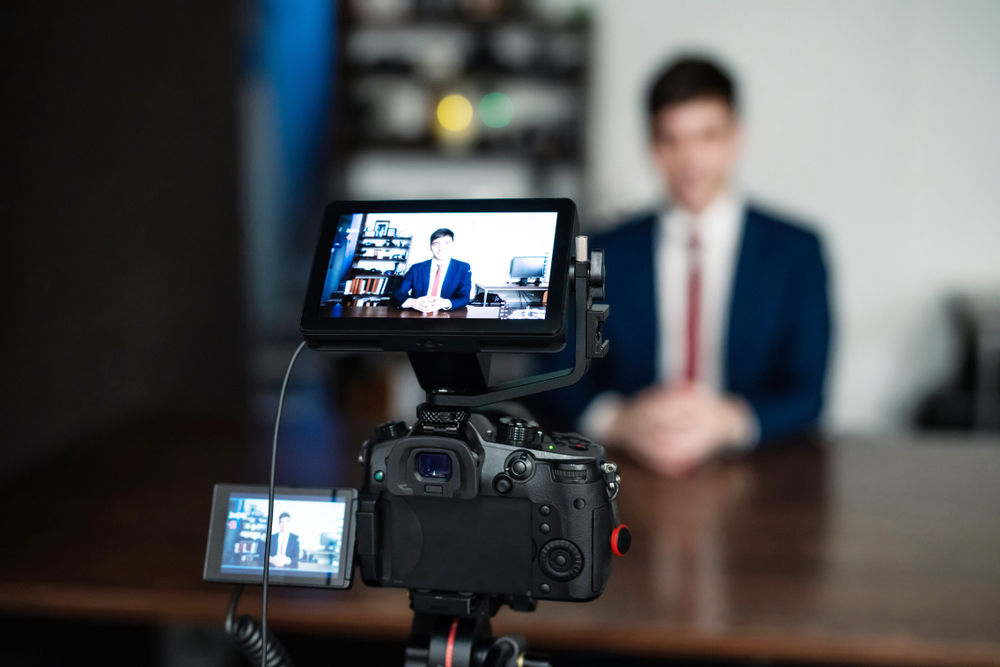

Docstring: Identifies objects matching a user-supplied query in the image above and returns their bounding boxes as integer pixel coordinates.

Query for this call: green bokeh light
[478,92,514,128]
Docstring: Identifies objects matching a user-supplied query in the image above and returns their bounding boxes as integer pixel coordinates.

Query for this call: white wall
[586,0,1000,433]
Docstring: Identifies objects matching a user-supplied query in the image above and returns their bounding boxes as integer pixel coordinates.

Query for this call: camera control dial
[374,421,407,442]
[497,416,541,447]
[505,450,535,481]
[539,539,584,582]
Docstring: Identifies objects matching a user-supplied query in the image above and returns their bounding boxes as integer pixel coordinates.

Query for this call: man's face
[650,97,741,214]
[430,235,453,262]
[278,516,290,533]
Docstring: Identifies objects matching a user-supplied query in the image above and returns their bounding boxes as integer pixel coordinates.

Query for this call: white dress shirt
[277,532,288,557]
[579,191,748,441]
[656,190,744,390]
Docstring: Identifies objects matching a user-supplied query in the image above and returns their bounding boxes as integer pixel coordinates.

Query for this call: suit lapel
[725,207,766,391]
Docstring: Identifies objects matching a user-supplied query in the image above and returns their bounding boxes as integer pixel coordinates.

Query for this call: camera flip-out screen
[300,199,578,352]
[204,485,357,589]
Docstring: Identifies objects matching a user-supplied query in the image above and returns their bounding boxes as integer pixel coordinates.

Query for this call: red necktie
[430,263,442,298]
[685,233,701,383]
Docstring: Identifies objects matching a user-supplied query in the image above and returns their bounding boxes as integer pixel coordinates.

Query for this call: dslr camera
[204,199,629,667]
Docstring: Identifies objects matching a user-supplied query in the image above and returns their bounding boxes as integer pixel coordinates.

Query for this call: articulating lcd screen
[317,211,558,321]
[220,493,347,583]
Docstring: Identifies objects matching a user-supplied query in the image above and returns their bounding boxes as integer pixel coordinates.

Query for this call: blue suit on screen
[393,259,473,309]
[269,532,300,569]
[540,205,832,446]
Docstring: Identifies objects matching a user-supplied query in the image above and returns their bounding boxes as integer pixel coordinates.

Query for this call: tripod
[405,591,552,667]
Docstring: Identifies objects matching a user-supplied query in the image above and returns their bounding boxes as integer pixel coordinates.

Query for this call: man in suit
[269,511,300,569]
[393,227,473,313]
[543,56,831,476]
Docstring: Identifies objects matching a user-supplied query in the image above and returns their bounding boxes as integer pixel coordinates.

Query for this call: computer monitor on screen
[510,256,546,285]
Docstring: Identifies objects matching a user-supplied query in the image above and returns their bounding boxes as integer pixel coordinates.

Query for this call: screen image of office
[220,495,346,579]
[318,211,558,319]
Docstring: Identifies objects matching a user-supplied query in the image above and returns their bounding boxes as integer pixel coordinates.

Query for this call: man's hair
[647,55,738,127]
[430,228,454,243]
[278,512,291,520]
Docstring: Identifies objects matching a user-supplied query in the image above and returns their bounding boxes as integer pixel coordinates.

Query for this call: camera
[204,199,627,666]
[355,405,622,602]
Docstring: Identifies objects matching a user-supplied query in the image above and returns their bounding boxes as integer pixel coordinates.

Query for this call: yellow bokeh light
[436,94,474,132]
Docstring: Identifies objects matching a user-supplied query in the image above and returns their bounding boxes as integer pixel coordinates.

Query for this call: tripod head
[406,591,551,667]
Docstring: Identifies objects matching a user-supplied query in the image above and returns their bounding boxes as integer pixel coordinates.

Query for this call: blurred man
[269,511,300,569]
[545,56,831,476]
[393,228,472,313]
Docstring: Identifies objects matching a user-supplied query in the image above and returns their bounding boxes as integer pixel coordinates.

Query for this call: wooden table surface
[1,415,998,666]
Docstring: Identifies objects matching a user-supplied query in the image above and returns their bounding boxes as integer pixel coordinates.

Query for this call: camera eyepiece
[416,451,453,480]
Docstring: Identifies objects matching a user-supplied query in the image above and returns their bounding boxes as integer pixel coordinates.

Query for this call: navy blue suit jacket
[393,259,473,309]
[541,205,831,445]
[270,532,300,568]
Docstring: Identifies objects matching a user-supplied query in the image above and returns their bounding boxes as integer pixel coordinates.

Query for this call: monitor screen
[316,211,555,320]
[204,485,357,589]
[509,256,547,279]
[300,199,578,352]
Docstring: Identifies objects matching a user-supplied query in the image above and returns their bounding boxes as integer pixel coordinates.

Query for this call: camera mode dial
[539,539,584,582]
[497,416,541,447]
[374,421,407,443]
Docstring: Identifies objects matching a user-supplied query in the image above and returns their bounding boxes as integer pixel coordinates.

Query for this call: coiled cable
[225,584,294,667]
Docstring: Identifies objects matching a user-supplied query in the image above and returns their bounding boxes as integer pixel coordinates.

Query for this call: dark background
[1,3,248,480]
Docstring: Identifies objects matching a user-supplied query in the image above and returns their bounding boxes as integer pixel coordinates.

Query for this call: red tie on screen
[685,233,701,383]
[430,263,442,298]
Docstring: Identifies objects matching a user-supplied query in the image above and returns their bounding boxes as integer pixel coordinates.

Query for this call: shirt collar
[660,190,744,243]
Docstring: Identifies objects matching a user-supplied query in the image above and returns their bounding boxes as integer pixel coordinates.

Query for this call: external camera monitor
[204,484,357,589]
[300,199,578,352]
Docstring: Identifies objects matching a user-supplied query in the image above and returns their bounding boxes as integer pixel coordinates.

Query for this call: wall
[586,0,1000,432]
[0,4,247,476]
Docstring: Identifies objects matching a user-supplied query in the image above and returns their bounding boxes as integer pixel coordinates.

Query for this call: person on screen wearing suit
[541,56,832,477]
[393,228,473,313]
[269,512,300,569]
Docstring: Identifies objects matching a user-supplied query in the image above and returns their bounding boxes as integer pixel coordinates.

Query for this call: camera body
[355,407,616,602]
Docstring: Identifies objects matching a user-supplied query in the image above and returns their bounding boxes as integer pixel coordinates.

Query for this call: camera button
[573,498,586,509]
[539,584,551,594]
[539,539,584,582]
[539,505,551,516]
[506,451,535,481]
[493,475,513,495]
[539,523,551,534]
[424,484,443,494]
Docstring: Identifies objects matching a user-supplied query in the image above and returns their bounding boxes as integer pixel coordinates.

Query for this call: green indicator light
[548,445,555,451]
[478,92,514,128]
[374,470,385,482]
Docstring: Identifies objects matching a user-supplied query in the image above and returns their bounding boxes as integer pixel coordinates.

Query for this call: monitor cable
[225,584,292,667]
[259,340,307,666]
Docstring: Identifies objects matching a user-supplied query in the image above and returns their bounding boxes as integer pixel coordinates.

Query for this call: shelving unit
[341,233,412,307]
[331,1,592,202]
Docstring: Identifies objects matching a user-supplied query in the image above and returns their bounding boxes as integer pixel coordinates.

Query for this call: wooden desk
[339,305,501,318]
[1,417,998,666]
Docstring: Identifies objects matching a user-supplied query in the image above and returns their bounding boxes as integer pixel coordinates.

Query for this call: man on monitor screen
[269,512,300,569]
[393,228,473,313]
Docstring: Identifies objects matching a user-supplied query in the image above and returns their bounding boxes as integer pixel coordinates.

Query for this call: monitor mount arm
[408,236,609,408]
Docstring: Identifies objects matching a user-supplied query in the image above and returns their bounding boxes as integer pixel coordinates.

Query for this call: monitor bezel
[300,198,577,352]
[203,484,357,589]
